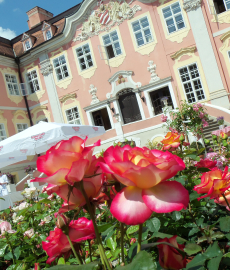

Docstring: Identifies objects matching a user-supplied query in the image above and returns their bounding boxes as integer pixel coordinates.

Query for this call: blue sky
[0,0,82,40]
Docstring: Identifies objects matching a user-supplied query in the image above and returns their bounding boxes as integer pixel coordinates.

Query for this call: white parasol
[0,121,105,168]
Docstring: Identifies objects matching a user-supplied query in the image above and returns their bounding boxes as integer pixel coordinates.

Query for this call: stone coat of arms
[73,0,141,41]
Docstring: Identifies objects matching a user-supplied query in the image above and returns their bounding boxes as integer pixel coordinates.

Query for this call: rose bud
[56,214,70,235]
[179,134,185,142]
[204,139,210,145]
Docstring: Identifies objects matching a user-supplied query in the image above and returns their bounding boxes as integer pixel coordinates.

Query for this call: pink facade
[1,0,230,182]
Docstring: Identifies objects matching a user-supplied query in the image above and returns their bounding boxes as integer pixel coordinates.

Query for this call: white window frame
[76,43,94,71]
[46,30,52,40]
[53,55,70,82]
[131,16,153,47]
[65,106,82,125]
[26,69,40,94]
[162,2,186,35]
[178,62,206,104]
[16,123,28,133]
[102,30,122,59]
[0,124,7,141]
[86,104,114,130]
[5,74,20,96]
[143,80,177,118]
[24,39,31,51]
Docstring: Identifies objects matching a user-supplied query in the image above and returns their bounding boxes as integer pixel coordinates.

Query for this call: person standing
[0,171,9,196]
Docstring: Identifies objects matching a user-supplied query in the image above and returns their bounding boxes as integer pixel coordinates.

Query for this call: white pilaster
[39,53,64,123]
[184,0,230,108]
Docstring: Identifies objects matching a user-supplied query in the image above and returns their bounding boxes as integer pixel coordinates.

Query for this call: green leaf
[97,223,112,233]
[186,154,200,161]
[189,192,200,202]
[38,198,51,204]
[188,227,200,236]
[48,262,102,270]
[176,175,187,185]
[0,197,5,201]
[153,232,187,243]
[14,246,21,260]
[184,243,202,256]
[106,237,117,252]
[146,218,161,233]
[58,258,65,265]
[39,193,48,198]
[101,224,115,236]
[207,255,223,270]
[0,242,8,256]
[105,250,112,259]
[186,254,207,269]
[4,208,10,214]
[126,225,139,235]
[197,168,211,172]
[219,217,230,232]
[204,242,222,259]
[116,251,156,270]
[172,211,182,221]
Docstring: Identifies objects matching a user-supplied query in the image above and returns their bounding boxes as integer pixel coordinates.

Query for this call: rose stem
[80,181,112,270]
[120,222,125,263]
[222,193,230,210]
[137,223,143,253]
[66,235,82,265]
[88,240,92,262]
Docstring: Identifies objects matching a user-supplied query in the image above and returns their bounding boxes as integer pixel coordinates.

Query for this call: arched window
[118,89,142,124]
[46,30,52,40]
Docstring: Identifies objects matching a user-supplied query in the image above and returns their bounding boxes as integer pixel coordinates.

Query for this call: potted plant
[24,165,35,179]
[217,116,224,129]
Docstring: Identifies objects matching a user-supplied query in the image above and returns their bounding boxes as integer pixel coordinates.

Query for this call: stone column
[39,53,64,123]
[184,0,230,109]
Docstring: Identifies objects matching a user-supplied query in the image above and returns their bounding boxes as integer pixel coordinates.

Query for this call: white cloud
[0,27,16,39]
[13,8,20,12]
[0,0,4,3]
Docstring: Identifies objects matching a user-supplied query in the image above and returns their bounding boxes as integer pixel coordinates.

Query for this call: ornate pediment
[73,0,141,42]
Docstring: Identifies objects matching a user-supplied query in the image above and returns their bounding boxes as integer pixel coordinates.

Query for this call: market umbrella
[0,121,105,168]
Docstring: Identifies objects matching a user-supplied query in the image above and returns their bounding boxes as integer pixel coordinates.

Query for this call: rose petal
[142,181,189,213]
[66,159,90,184]
[110,186,152,225]
[31,168,69,186]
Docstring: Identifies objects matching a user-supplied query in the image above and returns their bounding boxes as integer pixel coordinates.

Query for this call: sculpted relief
[73,0,141,41]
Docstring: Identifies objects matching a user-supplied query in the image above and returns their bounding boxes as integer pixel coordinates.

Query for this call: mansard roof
[0,3,81,58]
[0,37,14,58]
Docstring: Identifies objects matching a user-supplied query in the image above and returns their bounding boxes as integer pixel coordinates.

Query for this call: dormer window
[21,33,35,52]
[42,21,56,41]
[46,30,52,40]
[25,40,31,50]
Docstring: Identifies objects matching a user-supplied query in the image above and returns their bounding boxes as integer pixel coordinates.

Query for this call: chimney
[26,7,53,29]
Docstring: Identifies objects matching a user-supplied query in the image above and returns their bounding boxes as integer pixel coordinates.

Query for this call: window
[102,31,122,59]
[26,70,40,94]
[65,107,81,125]
[36,118,48,124]
[162,2,185,34]
[179,63,205,103]
[213,0,230,14]
[149,86,174,115]
[76,44,93,71]
[25,40,31,50]
[46,30,52,40]
[16,124,28,133]
[5,75,20,96]
[132,17,153,46]
[92,108,112,131]
[53,55,69,81]
[118,89,142,124]
[0,124,7,141]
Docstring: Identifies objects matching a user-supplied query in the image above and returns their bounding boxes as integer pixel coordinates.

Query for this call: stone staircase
[203,118,230,150]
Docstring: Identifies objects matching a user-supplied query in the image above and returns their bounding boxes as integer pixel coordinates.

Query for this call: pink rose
[99,146,188,225]
[42,217,96,264]
[0,221,16,235]
[24,228,34,238]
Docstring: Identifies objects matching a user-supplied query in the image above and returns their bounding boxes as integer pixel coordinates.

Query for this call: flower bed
[1,125,230,269]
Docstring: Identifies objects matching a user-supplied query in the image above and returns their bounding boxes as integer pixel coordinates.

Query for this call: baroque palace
[1,0,230,181]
